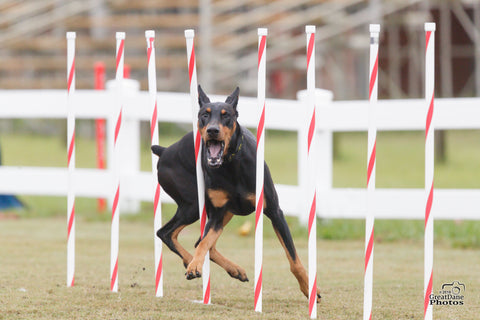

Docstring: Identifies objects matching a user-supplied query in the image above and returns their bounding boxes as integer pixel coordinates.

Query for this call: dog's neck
[225,122,243,162]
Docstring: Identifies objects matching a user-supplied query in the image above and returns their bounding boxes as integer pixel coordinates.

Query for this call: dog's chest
[205,163,256,215]
[206,189,255,215]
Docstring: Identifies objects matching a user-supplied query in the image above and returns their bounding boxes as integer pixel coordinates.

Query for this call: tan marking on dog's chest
[208,189,229,207]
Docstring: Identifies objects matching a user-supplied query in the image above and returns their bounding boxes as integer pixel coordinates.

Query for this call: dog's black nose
[207,126,220,137]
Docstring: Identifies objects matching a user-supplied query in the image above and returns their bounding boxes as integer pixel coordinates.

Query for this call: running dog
[151,86,321,302]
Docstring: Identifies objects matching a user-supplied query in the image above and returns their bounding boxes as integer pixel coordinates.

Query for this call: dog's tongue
[209,143,221,158]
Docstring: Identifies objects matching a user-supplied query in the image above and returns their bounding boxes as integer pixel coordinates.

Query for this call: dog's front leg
[209,211,249,282]
[186,214,224,280]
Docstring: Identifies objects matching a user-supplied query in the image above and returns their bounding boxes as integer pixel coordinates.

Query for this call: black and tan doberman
[152,86,321,302]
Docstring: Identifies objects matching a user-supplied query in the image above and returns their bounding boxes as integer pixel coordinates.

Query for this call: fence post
[106,78,141,213]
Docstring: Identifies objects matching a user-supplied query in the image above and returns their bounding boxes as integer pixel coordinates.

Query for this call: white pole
[111,31,125,293]
[66,31,76,288]
[254,27,267,313]
[424,22,436,320]
[364,23,380,320]
[185,29,211,305]
[305,24,317,319]
[145,30,163,298]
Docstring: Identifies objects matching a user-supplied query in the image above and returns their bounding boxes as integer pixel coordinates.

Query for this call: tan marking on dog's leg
[246,193,267,209]
[273,228,321,302]
[220,211,233,227]
[208,189,229,208]
[210,245,249,282]
[186,225,224,279]
[171,225,193,267]
[208,212,248,281]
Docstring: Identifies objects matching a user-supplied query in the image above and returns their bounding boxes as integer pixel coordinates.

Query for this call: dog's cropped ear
[151,145,165,157]
[198,85,210,108]
[225,87,239,110]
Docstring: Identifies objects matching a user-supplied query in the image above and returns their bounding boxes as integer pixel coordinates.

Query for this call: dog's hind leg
[263,165,321,302]
[267,210,321,303]
[157,204,198,268]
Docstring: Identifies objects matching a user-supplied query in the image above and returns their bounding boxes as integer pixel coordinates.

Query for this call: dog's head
[197,85,239,168]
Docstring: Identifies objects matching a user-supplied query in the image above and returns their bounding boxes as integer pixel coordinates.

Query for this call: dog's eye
[202,113,209,119]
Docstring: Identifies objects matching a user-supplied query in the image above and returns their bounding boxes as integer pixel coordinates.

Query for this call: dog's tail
[151,145,166,157]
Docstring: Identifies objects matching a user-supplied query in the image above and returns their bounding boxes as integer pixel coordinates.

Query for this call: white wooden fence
[0,88,479,220]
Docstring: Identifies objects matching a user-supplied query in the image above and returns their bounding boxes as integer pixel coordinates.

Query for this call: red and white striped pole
[110,31,125,293]
[66,31,76,288]
[424,22,436,320]
[94,62,107,212]
[185,29,211,305]
[146,30,163,298]
[254,27,267,313]
[305,25,317,319]
[364,23,380,320]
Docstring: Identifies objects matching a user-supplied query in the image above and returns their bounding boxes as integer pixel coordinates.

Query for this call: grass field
[0,129,480,318]
[1,218,479,320]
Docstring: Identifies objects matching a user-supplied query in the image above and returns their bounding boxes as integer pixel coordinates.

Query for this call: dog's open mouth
[206,140,225,167]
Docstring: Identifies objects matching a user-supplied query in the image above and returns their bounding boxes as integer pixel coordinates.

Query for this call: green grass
[334,130,480,188]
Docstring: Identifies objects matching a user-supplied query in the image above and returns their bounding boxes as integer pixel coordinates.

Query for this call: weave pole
[94,62,107,212]
[305,25,317,319]
[364,23,380,320]
[424,22,436,320]
[254,27,267,313]
[145,30,163,298]
[66,31,76,288]
[110,31,125,293]
[185,29,211,305]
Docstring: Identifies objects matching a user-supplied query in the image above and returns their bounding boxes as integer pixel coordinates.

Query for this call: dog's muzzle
[206,139,225,168]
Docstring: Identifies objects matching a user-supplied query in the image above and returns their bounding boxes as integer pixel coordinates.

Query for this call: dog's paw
[228,268,249,282]
[317,290,322,303]
[185,260,202,280]
[185,271,201,280]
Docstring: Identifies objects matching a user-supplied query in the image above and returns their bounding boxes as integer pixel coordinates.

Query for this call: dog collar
[226,134,244,162]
